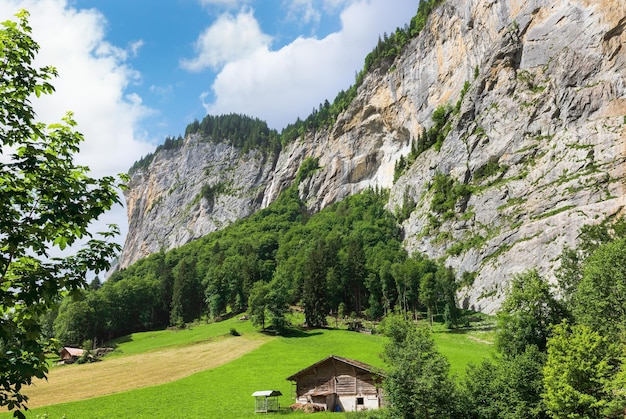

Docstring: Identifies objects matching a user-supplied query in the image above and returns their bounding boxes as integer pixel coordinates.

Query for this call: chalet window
[357,397,364,405]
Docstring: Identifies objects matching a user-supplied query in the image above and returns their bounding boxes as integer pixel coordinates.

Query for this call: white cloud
[285,0,322,25]
[180,9,272,72]
[0,0,155,245]
[150,84,174,101]
[128,39,144,58]
[321,0,351,10]
[203,0,418,129]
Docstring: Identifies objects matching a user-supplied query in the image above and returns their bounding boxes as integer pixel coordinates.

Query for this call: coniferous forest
[51,176,458,345]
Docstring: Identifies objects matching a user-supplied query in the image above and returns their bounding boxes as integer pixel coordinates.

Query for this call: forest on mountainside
[43,0,626,416]
[50,170,458,346]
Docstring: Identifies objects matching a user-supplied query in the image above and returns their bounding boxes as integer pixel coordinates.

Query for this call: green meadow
[2,317,495,418]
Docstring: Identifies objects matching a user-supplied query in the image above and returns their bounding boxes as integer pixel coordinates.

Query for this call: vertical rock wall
[120,0,626,312]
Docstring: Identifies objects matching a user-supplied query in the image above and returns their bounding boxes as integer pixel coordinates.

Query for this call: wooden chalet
[59,347,84,364]
[286,355,384,412]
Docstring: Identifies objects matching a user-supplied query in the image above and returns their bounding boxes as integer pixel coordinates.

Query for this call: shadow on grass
[105,324,172,348]
[445,325,495,334]
[259,327,324,339]
[107,334,133,348]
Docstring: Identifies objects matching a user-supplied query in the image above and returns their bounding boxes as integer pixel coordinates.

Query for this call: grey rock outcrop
[121,135,275,267]
[120,0,626,313]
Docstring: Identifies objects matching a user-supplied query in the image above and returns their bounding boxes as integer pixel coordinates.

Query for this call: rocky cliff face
[121,136,275,267]
[120,0,626,313]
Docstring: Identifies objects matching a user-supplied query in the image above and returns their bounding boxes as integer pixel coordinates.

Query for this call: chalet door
[327,394,338,412]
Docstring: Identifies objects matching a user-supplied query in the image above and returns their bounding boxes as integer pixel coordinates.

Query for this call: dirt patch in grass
[6,335,269,410]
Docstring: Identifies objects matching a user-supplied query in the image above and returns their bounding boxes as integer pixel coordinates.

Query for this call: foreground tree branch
[0,10,126,417]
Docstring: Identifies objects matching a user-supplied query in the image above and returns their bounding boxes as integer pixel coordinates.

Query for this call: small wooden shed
[252,390,282,413]
[286,355,384,412]
[59,347,84,364]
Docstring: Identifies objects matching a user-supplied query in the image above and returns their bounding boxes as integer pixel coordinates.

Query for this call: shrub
[295,157,320,185]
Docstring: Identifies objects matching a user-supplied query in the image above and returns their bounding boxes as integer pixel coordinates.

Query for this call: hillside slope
[120,0,626,313]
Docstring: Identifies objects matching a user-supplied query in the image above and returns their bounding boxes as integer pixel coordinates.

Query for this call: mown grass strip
[3,335,269,411]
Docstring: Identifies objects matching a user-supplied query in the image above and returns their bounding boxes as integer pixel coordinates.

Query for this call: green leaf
[53,236,67,250]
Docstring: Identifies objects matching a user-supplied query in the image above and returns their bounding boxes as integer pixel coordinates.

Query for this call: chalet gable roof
[60,347,84,357]
[286,355,383,381]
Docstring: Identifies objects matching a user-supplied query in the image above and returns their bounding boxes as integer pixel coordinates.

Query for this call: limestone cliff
[120,0,626,313]
[121,136,275,266]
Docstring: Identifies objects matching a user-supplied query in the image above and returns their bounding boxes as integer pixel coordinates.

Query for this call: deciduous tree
[382,315,458,418]
[461,345,547,418]
[573,238,626,338]
[542,322,626,419]
[248,281,269,330]
[0,11,125,415]
[496,270,567,357]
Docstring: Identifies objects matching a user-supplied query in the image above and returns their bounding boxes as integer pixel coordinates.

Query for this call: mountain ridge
[119,0,626,313]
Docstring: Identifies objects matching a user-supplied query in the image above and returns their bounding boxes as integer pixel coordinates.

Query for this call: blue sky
[78,0,346,139]
[0,0,419,246]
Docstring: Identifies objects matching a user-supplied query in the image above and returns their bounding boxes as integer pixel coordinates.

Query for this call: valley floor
[0,317,493,418]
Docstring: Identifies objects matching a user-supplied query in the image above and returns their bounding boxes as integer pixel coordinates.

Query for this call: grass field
[0,317,495,418]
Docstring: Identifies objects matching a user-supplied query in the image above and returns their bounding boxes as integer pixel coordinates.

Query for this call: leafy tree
[170,258,201,327]
[302,238,331,328]
[556,217,626,307]
[572,238,626,338]
[53,296,96,347]
[0,11,124,415]
[223,254,247,314]
[248,281,269,330]
[382,315,459,418]
[496,270,567,357]
[204,263,228,320]
[542,322,626,419]
[458,273,562,418]
[461,345,547,419]
[247,275,291,333]
[263,276,290,332]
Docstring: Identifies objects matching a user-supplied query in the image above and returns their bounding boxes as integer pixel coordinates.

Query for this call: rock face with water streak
[120,0,626,312]
[121,137,275,266]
